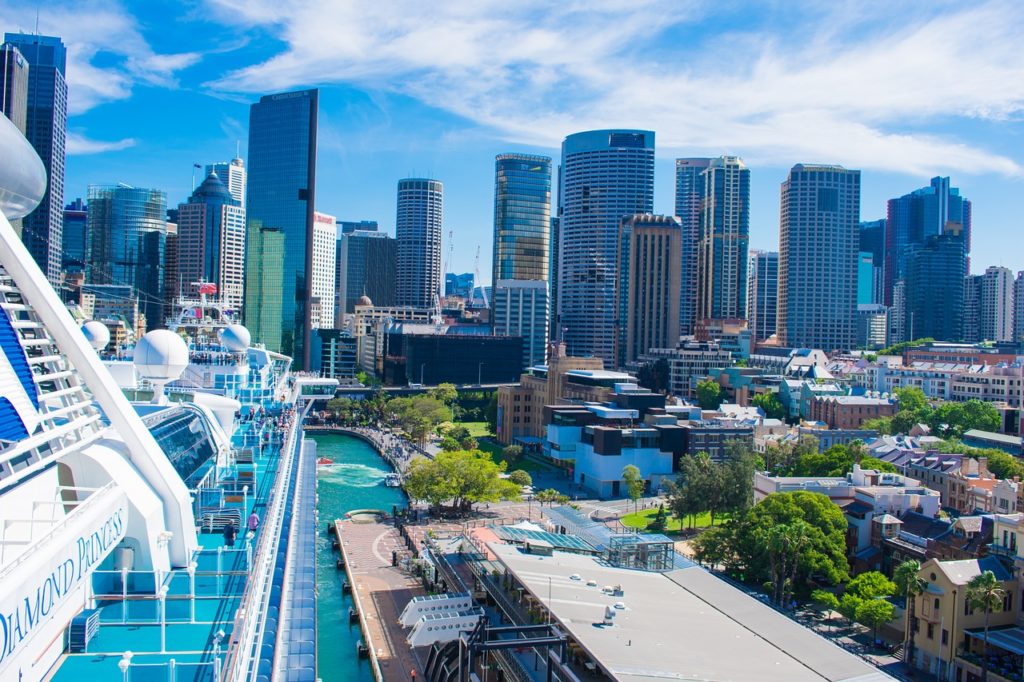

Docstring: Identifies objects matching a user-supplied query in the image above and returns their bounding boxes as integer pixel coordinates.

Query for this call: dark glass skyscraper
[0,43,27,134]
[674,158,711,335]
[747,250,778,342]
[61,198,87,273]
[906,225,967,342]
[4,33,67,284]
[337,230,396,314]
[492,153,552,284]
[697,156,750,322]
[558,130,654,364]
[396,178,443,308]
[244,89,318,367]
[778,164,860,351]
[86,185,167,329]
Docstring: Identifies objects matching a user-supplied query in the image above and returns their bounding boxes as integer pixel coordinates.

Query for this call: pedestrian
[248,510,260,537]
[223,521,237,548]
[410,668,416,682]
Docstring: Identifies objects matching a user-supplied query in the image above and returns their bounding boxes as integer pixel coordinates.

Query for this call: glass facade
[61,198,87,272]
[177,172,246,310]
[4,33,67,283]
[337,230,396,314]
[746,250,778,342]
[244,89,318,367]
[492,153,551,285]
[396,178,442,308]
[86,185,167,330]
[697,156,750,321]
[559,130,654,365]
[674,158,711,335]
[145,406,217,488]
[907,227,967,342]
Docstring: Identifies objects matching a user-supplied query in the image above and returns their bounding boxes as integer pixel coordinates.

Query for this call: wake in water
[317,462,388,487]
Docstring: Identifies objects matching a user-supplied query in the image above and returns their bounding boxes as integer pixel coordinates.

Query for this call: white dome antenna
[218,324,251,352]
[81,320,110,352]
[134,330,189,404]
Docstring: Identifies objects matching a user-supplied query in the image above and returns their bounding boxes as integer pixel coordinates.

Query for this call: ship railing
[221,403,306,681]
[0,482,119,571]
[123,658,218,681]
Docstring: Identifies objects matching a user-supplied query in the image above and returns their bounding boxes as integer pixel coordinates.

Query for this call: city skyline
[0,2,1021,280]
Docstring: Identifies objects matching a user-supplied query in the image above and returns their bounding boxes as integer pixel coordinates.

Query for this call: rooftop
[488,542,892,682]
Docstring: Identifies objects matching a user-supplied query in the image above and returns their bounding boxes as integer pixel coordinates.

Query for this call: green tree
[859,456,897,473]
[846,571,896,600]
[534,488,569,506]
[508,470,532,487]
[696,378,725,410]
[485,393,499,436]
[861,416,895,434]
[622,465,645,513]
[440,436,461,451]
[403,450,520,512]
[855,599,895,645]
[690,526,732,569]
[752,392,786,420]
[967,571,1006,682]
[838,593,863,622]
[877,338,934,357]
[429,383,458,406]
[811,589,840,632]
[894,559,926,667]
[502,444,524,465]
[761,520,813,606]
[894,386,929,414]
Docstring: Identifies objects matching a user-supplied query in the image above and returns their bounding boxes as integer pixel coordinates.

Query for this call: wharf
[334,518,425,682]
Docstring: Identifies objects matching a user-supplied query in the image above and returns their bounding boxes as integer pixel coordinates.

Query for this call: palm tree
[893,560,927,667]
[966,570,1006,682]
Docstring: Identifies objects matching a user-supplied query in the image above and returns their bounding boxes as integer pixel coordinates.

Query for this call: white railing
[223,402,307,681]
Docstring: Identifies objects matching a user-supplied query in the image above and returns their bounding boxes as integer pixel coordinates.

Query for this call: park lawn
[458,421,492,438]
[621,507,727,532]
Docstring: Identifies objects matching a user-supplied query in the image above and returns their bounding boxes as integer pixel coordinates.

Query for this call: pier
[333,518,425,682]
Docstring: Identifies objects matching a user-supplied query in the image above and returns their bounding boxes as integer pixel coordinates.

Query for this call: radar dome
[81,320,110,351]
[219,324,251,352]
[134,330,189,382]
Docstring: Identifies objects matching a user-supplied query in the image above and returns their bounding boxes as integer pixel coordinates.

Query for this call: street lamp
[478,362,484,387]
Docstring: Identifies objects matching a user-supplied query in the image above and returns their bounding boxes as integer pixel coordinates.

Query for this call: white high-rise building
[206,157,246,206]
[310,211,337,329]
[396,178,443,309]
[980,266,1015,342]
[1015,271,1024,342]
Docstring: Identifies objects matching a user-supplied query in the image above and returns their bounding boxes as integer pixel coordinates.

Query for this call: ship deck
[48,410,292,681]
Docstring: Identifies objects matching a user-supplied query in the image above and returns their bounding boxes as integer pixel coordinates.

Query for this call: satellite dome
[219,324,251,352]
[134,330,189,381]
[81,320,110,351]
[357,295,373,307]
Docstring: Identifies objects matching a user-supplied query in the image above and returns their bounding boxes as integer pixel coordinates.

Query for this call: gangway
[399,592,472,627]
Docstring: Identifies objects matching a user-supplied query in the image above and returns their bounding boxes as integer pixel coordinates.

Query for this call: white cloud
[205,0,1024,176]
[0,1,200,114]
[66,131,136,155]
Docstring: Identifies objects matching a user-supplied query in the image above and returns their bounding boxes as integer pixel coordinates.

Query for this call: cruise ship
[0,112,336,679]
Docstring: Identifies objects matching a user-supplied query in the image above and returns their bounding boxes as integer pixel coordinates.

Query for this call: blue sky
[3,0,1023,281]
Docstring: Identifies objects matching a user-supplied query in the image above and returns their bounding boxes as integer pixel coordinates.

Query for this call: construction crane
[434,230,454,327]
[474,245,488,308]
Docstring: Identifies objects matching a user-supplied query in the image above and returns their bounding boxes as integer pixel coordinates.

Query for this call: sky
[2,0,1023,282]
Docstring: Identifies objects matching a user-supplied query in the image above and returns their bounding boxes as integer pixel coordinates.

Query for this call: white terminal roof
[488,542,892,682]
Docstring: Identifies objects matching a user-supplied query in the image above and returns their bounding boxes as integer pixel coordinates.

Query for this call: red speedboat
[317,457,334,466]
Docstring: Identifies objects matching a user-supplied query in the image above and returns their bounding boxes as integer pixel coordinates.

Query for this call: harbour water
[314,433,408,682]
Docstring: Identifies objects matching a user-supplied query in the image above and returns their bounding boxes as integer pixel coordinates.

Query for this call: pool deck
[335,518,425,682]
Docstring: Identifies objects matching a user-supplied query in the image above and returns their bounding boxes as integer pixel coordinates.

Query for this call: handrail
[222,391,306,682]
[0,481,120,576]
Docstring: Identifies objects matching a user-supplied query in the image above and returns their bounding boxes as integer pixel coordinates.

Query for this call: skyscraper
[4,33,67,283]
[205,157,246,205]
[1015,272,1024,342]
[492,280,549,369]
[244,89,318,367]
[747,250,778,342]
[558,130,654,364]
[338,220,378,235]
[884,177,971,307]
[777,164,860,351]
[962,274,982,344]
[492,153,552,283]
[675,158,711,335]
[175,171,246,310]
[395,178,443,309]
[906,225,966,342]
[615,214,681,366]
[86,185,167,330]
[0,43,28,133]
[979,266,1015,342]
[697,156,750,322]
[61,198,87,273]
[548,215,560,339]
[337,230,396,315]
[859,219,885,305]
[310,211,337,330]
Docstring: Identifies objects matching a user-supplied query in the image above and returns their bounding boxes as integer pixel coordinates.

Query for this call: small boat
[317,457,334,466]
[383,473,402,487]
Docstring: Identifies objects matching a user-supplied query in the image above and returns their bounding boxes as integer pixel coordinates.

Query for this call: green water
[315,433,407,682]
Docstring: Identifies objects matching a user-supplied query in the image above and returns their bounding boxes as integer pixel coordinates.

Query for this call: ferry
[383,472,402,487]
[0,113,336,680]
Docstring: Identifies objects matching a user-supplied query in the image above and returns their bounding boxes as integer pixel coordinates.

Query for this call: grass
[458,421,492,438]
[620,507,727,533]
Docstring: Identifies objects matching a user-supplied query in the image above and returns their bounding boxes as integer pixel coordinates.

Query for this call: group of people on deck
[223,510,260,547]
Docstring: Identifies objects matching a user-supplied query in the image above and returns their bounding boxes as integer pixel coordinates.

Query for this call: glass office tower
[674,158,711,335]
[558,130,654,365]
[3,33,67,283]
[697,156,750,322]
[492,154,552,284]
[244,89,318,367]
[86,185,168,329]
